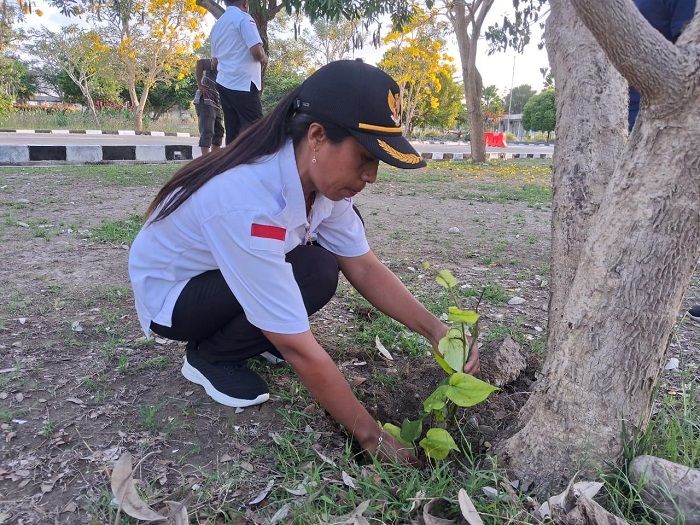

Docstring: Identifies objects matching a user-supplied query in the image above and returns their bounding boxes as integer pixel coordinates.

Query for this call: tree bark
[449,0,493,163]
[497,0,700,494]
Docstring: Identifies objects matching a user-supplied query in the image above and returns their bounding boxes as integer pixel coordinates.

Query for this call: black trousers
[150,244,339,364]
[216,81,263,146]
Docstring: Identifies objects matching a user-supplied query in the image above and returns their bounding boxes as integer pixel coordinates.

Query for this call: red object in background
[484,132,508,148]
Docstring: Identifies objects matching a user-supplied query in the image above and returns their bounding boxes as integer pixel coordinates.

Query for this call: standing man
[193,57,224,156]
[210,0,268,146]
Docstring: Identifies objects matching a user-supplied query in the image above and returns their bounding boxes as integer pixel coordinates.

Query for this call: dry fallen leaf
[110,452,166,522]
[313,447,337,467]
[458,489,485,525]
[269,503,291,525]
[248,479,275,506]
[163,500,188,525]
[375,336,394,361]
[342,471,356,489]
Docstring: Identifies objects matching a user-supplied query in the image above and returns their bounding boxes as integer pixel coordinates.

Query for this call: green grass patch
[461,282,509,304]
[0,164,178,187]
[91,214,143,244]
[602,384,699,523]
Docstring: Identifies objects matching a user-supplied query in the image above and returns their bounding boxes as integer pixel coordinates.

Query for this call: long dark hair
[146,87,350,222]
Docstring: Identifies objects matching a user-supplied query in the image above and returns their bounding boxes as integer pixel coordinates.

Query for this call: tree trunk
[449,1,491,163]
[497,0,700,494]
[464,64,485,162]
[134,86,150,133]
[85,90,100,126]
[196,0,224,19]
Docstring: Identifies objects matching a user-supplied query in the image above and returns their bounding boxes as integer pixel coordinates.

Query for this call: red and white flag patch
[251,223,286,241]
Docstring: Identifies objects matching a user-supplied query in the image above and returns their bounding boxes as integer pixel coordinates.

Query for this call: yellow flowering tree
[28,25,111,124]
[378,8,453,137]
[101,0,206,131]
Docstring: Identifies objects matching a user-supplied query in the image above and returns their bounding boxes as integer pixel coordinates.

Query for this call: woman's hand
[361,428,422,467]
[463,340,480,375]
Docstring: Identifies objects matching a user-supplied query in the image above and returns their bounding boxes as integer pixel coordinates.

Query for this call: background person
[210,0,267,146]
[193,57,224,156]
[128,61,479,465]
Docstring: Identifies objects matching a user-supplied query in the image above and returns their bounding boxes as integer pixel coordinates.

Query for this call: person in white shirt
[128,61,480,466]
[210,0,268,145]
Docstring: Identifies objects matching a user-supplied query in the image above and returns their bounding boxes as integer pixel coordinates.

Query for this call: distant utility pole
[507,54,515,136]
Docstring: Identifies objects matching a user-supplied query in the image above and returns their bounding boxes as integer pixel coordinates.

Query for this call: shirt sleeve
[668,0,695,41]
[201,211,310,334]
[240,15,263,49]
[316,198,370,257]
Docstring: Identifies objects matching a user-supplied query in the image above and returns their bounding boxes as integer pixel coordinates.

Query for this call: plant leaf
[419,428,459,460]
[110,452,166,522]
[423,384,449,412]
[436,269,458,289]
[446,373,499,407]
[400,418,422,443]
[430,346,454,375]
[382,422,411,447]
[447,307,479,325]
[438,329,466,373]
[375,336,394,361]
[458,489,485,525]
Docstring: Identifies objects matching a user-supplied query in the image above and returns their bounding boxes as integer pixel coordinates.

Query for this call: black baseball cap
[294,60,426,169]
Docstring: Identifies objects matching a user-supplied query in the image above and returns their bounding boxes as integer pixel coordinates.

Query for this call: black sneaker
[688,305,700,322]
[259,347,286,364]
[181,351,269,407]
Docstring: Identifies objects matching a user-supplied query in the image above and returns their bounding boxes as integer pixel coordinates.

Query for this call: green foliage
[261,66,305,114]
[415,68,463,130]
[0,55,36,102]
[378,8,453,136]
[382,269,497,461]
[481,84,505,123]
[55,68,122,106]
[0,92,12,118]
[146,73,197,120]
[91,214,144,245]
[504,84,535,114]
[522,88,555,138]
[485,0,548,54]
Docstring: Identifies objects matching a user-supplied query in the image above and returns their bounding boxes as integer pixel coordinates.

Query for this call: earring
[312,148,317,164]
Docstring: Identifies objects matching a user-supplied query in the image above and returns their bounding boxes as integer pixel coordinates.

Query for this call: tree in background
[304,18,364,66]
[378,8,453,137]
[415,68,463,131]
[27,25,112,124]
[481,84,504,130]
[521,88,555,142]
[503,83,535,114]
[145,73,197,120]
[95,0,205,131]
[260,14,313,113]
[0,55,36,102]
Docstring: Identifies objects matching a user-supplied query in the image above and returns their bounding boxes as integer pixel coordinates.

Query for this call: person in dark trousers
[193,58,224,156]
[210,0,267,145]
[129,61,480,466]
[628,0,698,322]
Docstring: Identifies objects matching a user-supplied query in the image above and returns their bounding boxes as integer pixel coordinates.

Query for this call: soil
[0,163,697,524]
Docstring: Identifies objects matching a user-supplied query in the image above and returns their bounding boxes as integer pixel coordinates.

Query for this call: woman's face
[311,136,379,201]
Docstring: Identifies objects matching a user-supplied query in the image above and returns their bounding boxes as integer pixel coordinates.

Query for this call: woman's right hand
[362,429,422,467]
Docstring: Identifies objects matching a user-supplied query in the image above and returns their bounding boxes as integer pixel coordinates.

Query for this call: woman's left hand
[463,341,480,375]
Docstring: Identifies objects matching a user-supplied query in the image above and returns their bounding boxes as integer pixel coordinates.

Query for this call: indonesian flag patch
[251,223,286,241]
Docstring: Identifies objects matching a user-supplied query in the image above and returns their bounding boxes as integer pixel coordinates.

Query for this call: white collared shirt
[128,141,369,336]
[210,5,263,91]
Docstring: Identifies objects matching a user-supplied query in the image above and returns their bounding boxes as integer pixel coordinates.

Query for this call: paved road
[0,132,554,155]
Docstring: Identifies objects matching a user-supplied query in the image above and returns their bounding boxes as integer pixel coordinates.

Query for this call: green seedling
[381,268,498,460]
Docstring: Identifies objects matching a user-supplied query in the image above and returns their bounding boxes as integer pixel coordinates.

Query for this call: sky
[21,0,551,99]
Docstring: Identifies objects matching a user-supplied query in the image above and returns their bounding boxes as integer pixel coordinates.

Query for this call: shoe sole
[260,351,285,364]
[181,358,269,408]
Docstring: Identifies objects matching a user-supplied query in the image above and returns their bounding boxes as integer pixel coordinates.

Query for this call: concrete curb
[0,128,192,137]
[0,144,193,165]
[0,145,552,165]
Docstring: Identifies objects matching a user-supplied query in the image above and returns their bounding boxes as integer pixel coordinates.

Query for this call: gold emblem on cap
[388,91,401,126]
[377,139,422,165]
